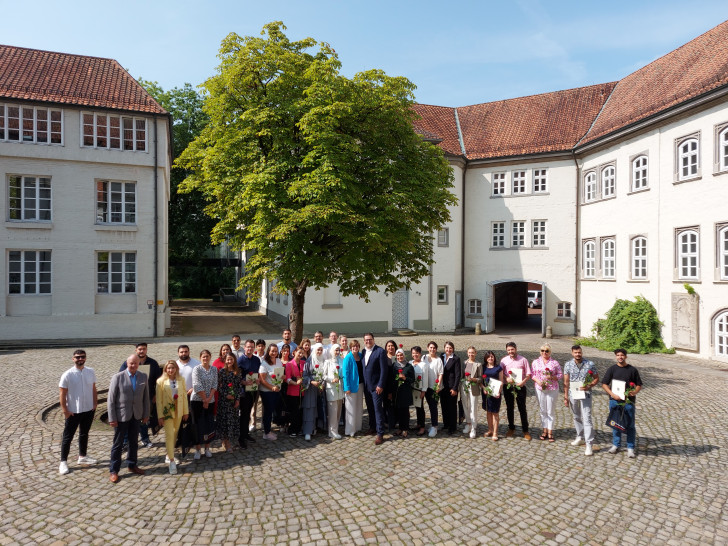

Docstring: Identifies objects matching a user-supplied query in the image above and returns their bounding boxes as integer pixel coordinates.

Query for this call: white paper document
[272,366,285,380]
[488,378,502,397]
[413,393,423,408]
[570,384,586,400]
[611,379,626,400]
[509,369,523,384]
[245,373,259,391]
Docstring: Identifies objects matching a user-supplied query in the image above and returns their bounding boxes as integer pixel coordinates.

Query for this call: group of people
[57,331,644,481]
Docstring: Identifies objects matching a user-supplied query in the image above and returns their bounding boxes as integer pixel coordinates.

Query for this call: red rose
[248,372,253,376]
[465,372,470,377]
[398,368,403,373]
[271,374,276,379]
[228,382,233,387]
[417,375,422,380]
[315,364,319,369]
[588,370,594,375]
[173,394,178,400]
[336,366,340,370]
[399,344,403,348]
[435,379,439,384]
[629,382,636,387]
[545,368,551,373]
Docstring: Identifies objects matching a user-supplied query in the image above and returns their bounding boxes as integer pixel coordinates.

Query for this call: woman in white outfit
[322,344,344,439]
[460,346,483,439]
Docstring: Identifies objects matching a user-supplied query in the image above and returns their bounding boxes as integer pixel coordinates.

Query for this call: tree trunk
[290,281,307,344]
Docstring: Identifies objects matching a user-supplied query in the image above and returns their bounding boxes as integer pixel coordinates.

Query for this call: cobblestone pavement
[1,332,727,545]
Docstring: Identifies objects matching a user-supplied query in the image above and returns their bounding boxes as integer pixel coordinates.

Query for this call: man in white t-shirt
[58,349,98,475]
[176,345,200,397]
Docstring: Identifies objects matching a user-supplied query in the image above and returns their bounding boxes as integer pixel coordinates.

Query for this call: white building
[0,45,171,341]
[265,21,728,363]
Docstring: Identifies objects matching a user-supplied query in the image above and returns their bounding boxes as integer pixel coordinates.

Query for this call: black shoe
[245,435,256,443]
[238,440,247,449]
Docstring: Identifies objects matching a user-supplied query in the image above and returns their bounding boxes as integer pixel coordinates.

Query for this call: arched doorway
[485,280,544,335]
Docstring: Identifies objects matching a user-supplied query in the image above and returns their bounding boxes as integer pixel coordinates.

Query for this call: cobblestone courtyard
[1,332,726,545]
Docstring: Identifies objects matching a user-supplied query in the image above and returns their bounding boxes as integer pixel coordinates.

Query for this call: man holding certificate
[601,349,643,458]
[500,342,532,440]
[563,345,599,456]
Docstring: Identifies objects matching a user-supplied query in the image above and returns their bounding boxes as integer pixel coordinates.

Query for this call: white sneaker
[469,430,477,439]
[205,448,212,458]
[169,461,177,475]
[571,438,585,446]
[584,445,593,456]
[304,434,311,441]
[627,448,636,458]
[263,433,277,440]
[608,445,619,454]
[333,433,342,440]
[462,424,471,434]
[428,426,437,438]
[59,461,69,475]
[248,425,255,432]
[77,456,97,464]
[193,449,201,460]
[165,456,180,464]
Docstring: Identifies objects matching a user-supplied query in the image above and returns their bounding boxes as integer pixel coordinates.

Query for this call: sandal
[401,431,408,438]
[492,435,499,441]
[416,428,426,436]
[539,432,548,441]
[548,434,555,443]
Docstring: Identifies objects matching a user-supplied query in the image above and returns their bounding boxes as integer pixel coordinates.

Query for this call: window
[96,181,136,224]
[676,229,699,280]
[82,113,146,151]
[677,137,699,181]
[584,171,597,202]
[0,103,62,144]
[631,236,647,279]
[8,176,51,221]
[492,222,505,247]
[632,155,648,191]
[715,310,728,357]
[602,238,615,278]
[437,285,448,304]
[532,220,547,247]
[512,171,526,194]
[719,225,728,281]
[512,221,525,247]
[601,165,615,198]
[468,299,482,315]
[557,302,572,319]
[583,240,595,278]
[8,250,51,294]
[437,228,449,247]
[533,169,547,193]
[97,251,137,294]
[492,173,505,196]
[720,128,728,171]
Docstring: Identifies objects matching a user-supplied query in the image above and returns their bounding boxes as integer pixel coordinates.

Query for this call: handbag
[605,404,628,432]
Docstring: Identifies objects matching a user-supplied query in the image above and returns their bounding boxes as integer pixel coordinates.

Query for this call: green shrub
[577,296,674,354]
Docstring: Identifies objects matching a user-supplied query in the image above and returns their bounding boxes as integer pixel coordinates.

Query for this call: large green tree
[177,22,456,341]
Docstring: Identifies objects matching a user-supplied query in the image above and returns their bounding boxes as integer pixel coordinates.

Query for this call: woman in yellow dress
[156,360,189,474]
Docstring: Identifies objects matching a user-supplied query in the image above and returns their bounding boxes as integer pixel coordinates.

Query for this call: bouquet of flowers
[618,382,637,406]
[162,393,178,420]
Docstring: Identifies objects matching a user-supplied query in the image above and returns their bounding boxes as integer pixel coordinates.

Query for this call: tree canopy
[177,22,456,340]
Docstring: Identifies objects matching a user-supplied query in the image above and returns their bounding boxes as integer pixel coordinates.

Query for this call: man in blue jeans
[601,348,643,458]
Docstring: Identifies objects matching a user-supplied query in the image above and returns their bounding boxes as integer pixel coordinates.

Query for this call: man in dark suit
[440,341,462,435]
[108,354,150,483]
[362,333,388,445]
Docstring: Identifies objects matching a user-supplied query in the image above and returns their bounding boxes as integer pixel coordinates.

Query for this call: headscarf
[311,343,326,366]
[329,344,342,365]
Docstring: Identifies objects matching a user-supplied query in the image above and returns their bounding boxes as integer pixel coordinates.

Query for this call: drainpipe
[460,162,466,328]
[572,151,580,336]
[153,117,159,337]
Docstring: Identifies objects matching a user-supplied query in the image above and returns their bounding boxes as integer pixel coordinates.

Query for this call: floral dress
[217,368,243,441]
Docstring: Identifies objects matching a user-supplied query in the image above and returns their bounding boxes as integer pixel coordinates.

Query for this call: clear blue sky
[2,0,727,107]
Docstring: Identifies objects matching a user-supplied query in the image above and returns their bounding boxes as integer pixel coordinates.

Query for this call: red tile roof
[0,45,166,115]
[455,83,616,160]
[579,20,728,146]
[412,104,462,157]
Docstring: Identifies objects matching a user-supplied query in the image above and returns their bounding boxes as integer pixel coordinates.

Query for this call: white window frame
[601,238,615,279]
[631,236,648,280]
[512,171,526,194]
[0,103,63,144]
[8,250,51,294]
[676,135,700,181]
[582,240,595,279]
[437,228,449,247]
[676,228,700,280]
[601,164,615,198]
[81,112,147,151]
[715,310,728,357]
[584,171,597,203]
[533,168,547,193]
[96,180,136,225]
[437,285,448,304]
[718,126,728,172]
[492,222,505,248]
[97,251,137,294]
[556,302,572,319]
[492,172,506,196]
[718,224,728,281]
[532,220,547,247]
[468,299,482,315]
[512,221,525,247]
[631,155,648,192]
[8,175,51,222]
